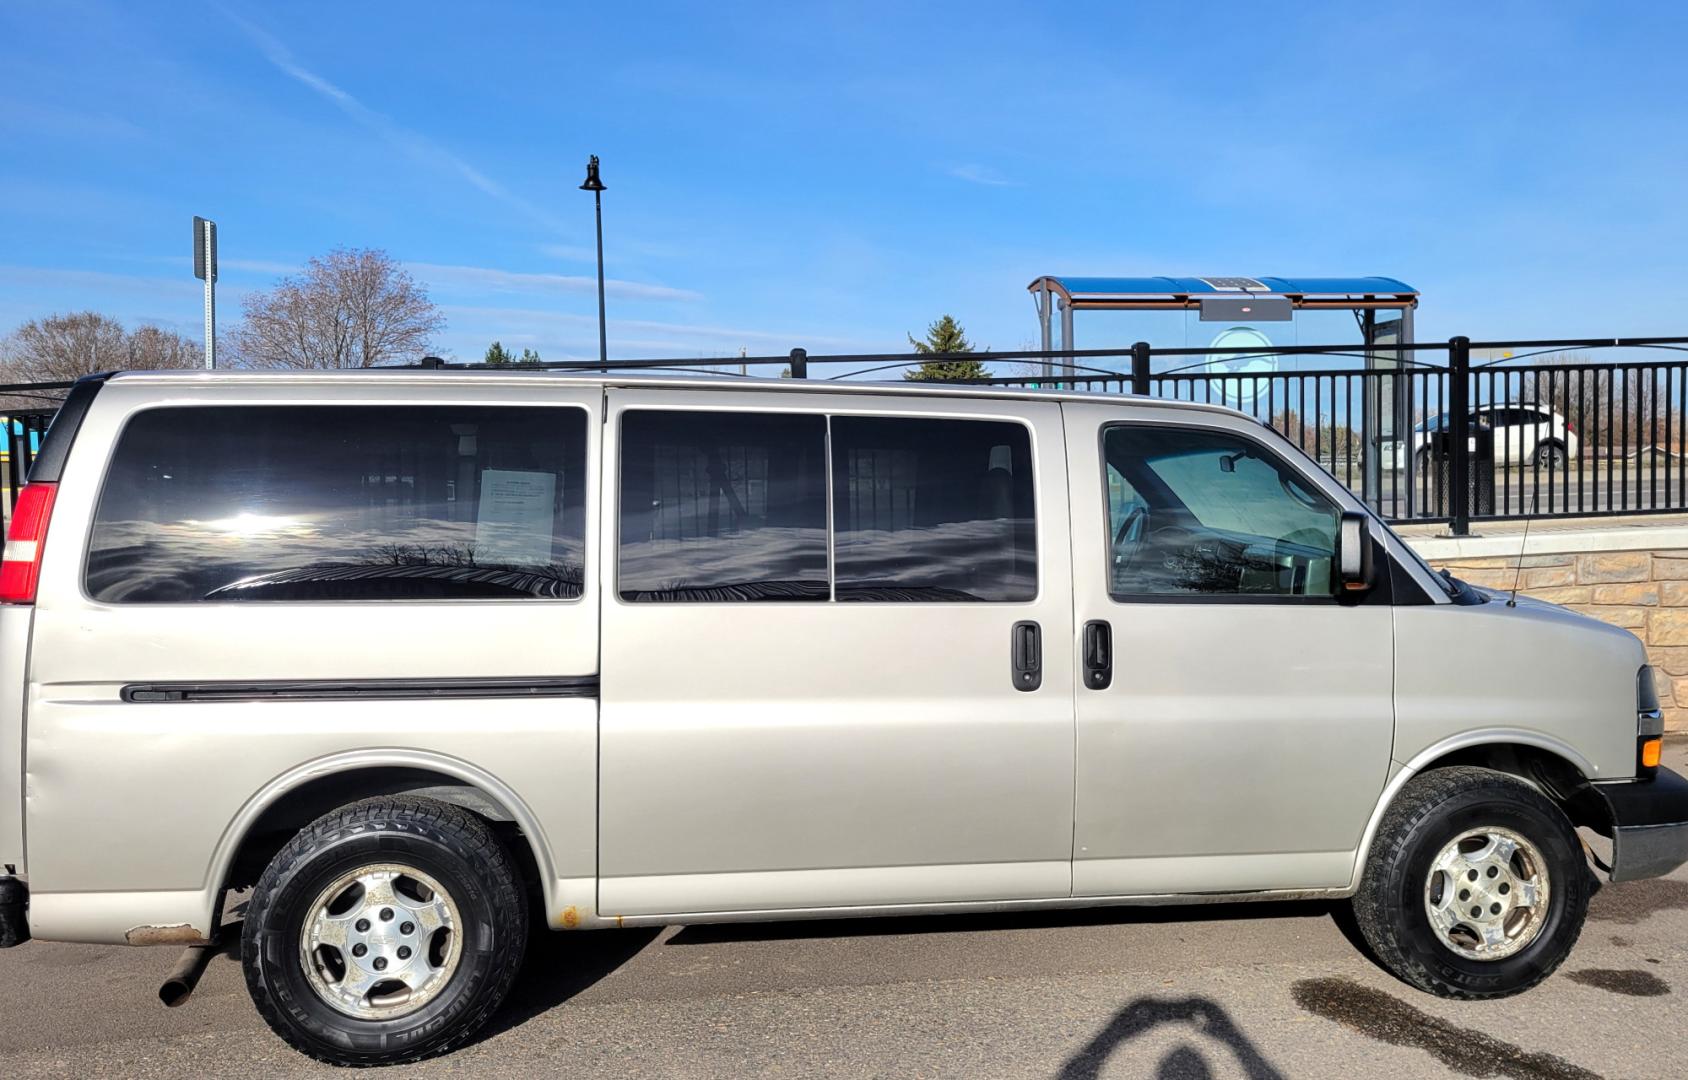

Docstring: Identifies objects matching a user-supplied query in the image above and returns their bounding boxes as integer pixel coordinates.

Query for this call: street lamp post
[579,155,607,367]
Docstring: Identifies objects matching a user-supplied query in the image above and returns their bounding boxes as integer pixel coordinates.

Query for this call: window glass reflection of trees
[86,406,588,602]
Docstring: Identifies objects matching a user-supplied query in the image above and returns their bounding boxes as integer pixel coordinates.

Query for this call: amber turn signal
[1641,737,1663,769]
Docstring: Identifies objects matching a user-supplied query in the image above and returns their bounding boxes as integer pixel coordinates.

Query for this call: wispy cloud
[0,264,201,300]
[538,238,690,264]
[220,258,302,275]
[410,263,702,303]
[536,243,599,263]
[225,13,572,236]
[0,99,146,141]
[948,164,1019,187]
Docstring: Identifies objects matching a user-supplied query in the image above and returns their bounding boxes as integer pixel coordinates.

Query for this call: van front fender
[1345,730,1597,892]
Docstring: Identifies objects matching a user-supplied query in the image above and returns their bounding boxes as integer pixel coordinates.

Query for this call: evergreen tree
[484,341,515,365]
[904,315,988,381]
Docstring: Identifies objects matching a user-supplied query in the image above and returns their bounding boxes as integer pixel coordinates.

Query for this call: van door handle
[1083,620,1112,690]
[1011,621,1042,692]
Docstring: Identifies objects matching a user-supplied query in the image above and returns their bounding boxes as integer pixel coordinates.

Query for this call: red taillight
[0,482,57,604]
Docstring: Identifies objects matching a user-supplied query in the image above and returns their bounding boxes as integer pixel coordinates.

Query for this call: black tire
[1535,441,1567,470]
[1351,766,1590,999]
[241,796,528,1066]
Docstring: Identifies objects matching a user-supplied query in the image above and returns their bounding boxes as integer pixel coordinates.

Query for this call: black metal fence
[977,335,1688,535]
[3,408,55,518]
[6,335,1688,538]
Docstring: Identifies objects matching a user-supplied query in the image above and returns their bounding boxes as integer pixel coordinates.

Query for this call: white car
[1392,403,1579,472]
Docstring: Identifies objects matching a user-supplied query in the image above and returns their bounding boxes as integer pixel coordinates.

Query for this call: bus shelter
[1026,275,1419,502]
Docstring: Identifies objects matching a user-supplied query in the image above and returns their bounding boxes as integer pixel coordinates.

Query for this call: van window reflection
[86,405,589,603]
[618,410,829,601]
[831,416,1037,602]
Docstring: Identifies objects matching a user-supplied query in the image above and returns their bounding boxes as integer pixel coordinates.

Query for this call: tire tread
[1352,766,1588,999]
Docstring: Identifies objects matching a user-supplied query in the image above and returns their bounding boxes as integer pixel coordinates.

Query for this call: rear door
[597,387,1075,916]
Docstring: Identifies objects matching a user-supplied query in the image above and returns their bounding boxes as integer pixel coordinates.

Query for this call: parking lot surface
[4,749,1687,1079]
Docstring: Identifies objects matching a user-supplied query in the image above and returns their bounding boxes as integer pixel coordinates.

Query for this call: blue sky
[2,1,1686,369]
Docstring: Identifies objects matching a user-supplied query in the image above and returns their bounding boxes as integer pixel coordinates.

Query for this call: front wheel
[242,796,528,1066]
[1351,766,1590,998]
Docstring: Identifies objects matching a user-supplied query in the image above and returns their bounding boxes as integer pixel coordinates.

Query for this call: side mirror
[1338,511,1375,593]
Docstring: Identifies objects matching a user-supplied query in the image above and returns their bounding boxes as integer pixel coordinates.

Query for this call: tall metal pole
[1037,283,1053,383]
[1449,335,1472,537]
[194,216,217,369]
[593,187,607,367]
[579,155,608,367]
[203,242,216,370]
[1060,299,1075,385]
[1361,309,1377,506]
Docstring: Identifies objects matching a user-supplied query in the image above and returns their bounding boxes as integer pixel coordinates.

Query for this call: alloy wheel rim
[1423,826,1550,961]
[298,863,463,1020]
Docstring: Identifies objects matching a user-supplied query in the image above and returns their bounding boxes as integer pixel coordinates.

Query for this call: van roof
[102,368,1247,419]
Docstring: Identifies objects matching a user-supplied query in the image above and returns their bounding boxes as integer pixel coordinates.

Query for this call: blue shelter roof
[1029,275,1416,307]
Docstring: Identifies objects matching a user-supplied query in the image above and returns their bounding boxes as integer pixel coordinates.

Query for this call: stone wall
[1422,548,1688,729]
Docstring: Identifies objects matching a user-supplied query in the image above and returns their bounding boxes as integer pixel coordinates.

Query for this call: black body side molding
[121,676,600,704]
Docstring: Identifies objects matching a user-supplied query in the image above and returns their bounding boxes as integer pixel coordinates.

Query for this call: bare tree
[1524,352,1683,455]
[231,248,444,369]
[126,324,200,370]
[1270,408,1361,463]
[0,312,197,404]
[3,311,131,381]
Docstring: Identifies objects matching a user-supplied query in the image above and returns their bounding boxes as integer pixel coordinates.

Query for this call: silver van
[2,369,1684,1065]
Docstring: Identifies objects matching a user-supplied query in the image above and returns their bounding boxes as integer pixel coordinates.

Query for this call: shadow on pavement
[1056,995,1286,1080]
[478,923,663,1040]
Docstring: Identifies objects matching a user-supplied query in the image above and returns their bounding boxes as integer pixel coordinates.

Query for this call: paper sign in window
[475,469,557,566]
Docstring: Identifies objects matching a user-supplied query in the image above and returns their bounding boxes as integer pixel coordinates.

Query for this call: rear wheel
[1351,766,1590,998]
[242,796,527,1066]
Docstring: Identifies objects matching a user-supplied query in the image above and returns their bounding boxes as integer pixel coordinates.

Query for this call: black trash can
[1429,424,1496,519]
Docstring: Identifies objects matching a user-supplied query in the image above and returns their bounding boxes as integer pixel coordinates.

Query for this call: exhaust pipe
[158,944,216,1007]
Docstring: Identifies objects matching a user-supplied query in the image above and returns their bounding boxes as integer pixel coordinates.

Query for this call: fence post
[3,422,19,518]
[789,348,808,379]
[1449,335,1471,536]
[1130,341,1151,396]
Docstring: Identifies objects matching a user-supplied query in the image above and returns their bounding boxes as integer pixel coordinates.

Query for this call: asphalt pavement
[4,753,1688,1078]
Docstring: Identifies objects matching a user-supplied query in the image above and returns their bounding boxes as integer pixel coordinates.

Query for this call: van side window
[1103,425,1338,600]
[86,405,589,603]
[618,410,828,601]
[830,416,1036,601]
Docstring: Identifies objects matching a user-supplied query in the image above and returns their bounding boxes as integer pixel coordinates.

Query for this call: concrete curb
[1406,526,1688,561]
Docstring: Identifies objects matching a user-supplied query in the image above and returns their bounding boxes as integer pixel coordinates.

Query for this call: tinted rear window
[86,405,588,603]
[617,410,828,601]
[831,416,1036,601]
